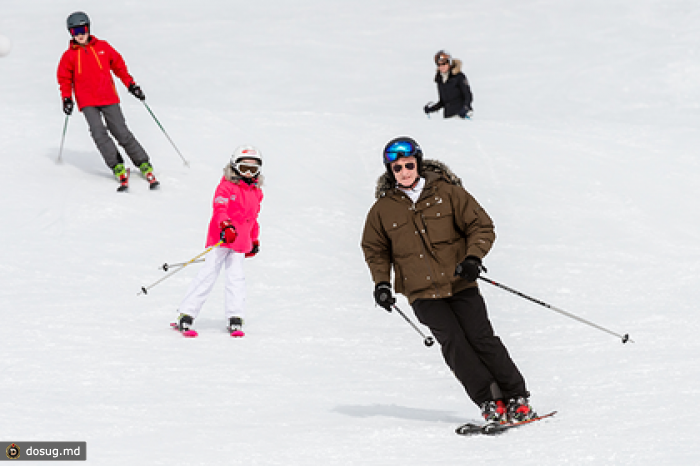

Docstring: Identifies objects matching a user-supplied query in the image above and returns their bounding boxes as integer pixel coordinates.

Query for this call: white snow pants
[178,247,246,320]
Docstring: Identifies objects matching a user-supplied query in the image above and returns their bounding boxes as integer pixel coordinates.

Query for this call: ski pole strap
[478,276,633,344]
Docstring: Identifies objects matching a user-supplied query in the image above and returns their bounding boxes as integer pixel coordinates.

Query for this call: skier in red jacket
[57,11,157,189]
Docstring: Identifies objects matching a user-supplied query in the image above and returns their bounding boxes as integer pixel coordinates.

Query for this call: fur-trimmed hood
[223,164,264,186]
[434,59,463,82]
[374,159,462,199]
[449,58,463,74]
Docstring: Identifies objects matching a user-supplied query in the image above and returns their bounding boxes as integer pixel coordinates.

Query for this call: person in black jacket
[424,50,474,119]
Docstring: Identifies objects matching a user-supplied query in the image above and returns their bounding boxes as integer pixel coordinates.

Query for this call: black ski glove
[424,102,436,114]
[455,256,486,282]
[128,83,146,101]
[374,282,395,312]
[63,97,74,115]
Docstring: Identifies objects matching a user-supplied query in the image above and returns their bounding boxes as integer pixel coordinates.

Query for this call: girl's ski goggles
[234,162,261,176]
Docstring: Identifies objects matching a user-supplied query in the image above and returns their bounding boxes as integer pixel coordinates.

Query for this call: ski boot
[480,399,507,425]
[171,313,198,338]
[139,162,160,190]
[507,396,537,423]
[227,316,245,338]
[113,163,129,192]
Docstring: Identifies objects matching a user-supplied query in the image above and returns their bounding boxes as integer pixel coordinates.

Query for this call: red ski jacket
[57,36,135,111]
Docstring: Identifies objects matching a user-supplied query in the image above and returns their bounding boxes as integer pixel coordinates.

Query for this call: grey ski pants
[82,104,150,170]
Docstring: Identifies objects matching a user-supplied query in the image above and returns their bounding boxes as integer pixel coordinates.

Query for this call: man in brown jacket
[361,136,537,425]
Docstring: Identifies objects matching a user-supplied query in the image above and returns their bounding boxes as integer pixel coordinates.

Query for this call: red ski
[455,411,557,436]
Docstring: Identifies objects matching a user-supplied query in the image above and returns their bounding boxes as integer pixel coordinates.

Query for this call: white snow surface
[1,0,699,464]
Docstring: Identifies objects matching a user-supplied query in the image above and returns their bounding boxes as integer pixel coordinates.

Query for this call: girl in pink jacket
[174,146,264,337]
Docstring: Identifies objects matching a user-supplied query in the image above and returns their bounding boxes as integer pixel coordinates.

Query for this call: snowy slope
[1,0,699,464]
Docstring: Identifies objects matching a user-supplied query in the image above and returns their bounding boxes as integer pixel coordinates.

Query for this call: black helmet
[383,136,423,179]
[67,12,90,31]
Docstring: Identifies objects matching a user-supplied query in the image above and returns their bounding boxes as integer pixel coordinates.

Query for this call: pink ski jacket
[206,170,263,253]
[57,36,135,110]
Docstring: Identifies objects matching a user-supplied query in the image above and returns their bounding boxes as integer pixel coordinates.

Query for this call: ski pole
[57,115,69,164]
[138,241,222,296]
[142,101,190,167]
[478,276,633,344]
[390,304,435,347]
[161,259,204,272]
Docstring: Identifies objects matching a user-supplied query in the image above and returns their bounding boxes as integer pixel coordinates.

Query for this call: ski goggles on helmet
[434,50,451,65]
[70,25,89,36]
[233,161,261,177]
[383,139,420,163]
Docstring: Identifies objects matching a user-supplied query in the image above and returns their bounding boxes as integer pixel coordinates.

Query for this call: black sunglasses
[392,162,416,173]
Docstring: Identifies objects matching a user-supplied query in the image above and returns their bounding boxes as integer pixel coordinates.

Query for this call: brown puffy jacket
[361,160,495,303]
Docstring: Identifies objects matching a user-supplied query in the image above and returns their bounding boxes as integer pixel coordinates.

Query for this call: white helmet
[231,145,262,166]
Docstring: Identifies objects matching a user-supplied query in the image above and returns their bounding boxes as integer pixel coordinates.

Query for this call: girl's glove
[219,220,237,243]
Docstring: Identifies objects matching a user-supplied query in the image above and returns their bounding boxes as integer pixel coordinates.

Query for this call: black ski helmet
[383,136,423,180]
[67,12,90,31]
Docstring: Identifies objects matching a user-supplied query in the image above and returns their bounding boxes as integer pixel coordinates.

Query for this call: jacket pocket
[423,210,457,244]
[384,218,414,258]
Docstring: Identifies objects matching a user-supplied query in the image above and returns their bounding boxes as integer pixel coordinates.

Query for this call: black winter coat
[427,59,473,118]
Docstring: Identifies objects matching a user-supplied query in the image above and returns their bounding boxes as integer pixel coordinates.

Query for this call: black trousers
[412,287,528,406]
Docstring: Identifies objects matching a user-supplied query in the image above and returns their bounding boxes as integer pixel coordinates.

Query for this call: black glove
[424,102,436,114]
[455,256,485,282]
[245,240,260,258]
[128,82,146,101]
[374,282,395,312]
[63,97,74,115]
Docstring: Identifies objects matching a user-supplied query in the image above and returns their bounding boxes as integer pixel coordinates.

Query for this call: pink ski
[170,322,198,338]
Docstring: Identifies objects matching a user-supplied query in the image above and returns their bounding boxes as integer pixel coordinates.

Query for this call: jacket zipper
[405,189,443,299]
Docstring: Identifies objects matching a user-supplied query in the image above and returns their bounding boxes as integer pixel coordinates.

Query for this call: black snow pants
[411,287,528,406]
